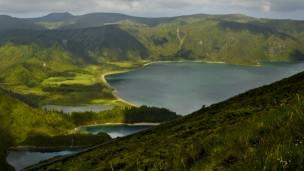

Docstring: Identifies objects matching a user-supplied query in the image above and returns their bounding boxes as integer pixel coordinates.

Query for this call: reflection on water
[7,123,154,170]
[80,124,156,138]
[107,62,304,114]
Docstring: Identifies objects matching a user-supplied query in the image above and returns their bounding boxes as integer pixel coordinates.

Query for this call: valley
[0,12,303,171]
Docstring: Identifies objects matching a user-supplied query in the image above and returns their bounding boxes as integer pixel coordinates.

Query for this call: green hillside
[0,87,181,171]
[0,14,303,66]
[120,16,304,65]
[0,13,303,108]
[0,43,142,106]
[0,12,303,171]
[0,15,42,30]
[28,70,304,171]
[0,25,149,62]
[0,88,74,171]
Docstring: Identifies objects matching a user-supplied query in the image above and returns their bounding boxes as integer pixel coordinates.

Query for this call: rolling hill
[120,17,304,64]
[0,15,42,31]
[0,13,303,66]
[0,25,149,62]
[27,70,304,171]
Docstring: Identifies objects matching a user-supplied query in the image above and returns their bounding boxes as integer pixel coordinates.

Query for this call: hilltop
[28,70,304,170]
[0,13,303,65]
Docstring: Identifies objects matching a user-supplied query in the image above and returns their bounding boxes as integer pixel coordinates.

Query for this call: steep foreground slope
[29,70,304,171]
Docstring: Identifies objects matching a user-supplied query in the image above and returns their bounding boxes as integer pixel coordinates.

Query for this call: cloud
[0,0,303,19]
[261,1,271,12]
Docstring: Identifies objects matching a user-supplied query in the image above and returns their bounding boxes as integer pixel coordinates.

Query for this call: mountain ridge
[0,12,303,31]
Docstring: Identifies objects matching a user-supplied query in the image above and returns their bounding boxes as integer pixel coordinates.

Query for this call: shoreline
[79,122,161,128]
[101,70,138,107]
[101,60,262,108]
[142,60,227,67]
[8,146,84,153]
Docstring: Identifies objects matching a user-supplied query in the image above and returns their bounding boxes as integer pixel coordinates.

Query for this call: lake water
[43,104,113,114]
[7,124,155,170]
[107,62,304,114]
[7,62,304,170]
[80,124,156,138]
[6,150,79,171]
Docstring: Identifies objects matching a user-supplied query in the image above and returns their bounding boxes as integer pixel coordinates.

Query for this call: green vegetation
[0,43,143,107]
[0,14,303,66]
[29,71,304,171]
[0,13,304,107]
[71,106,179,126]
[0,12,304,170]
[121,17,303,65]
[0,86,178,170]
[0,88,73,171]
[0,15,42,30]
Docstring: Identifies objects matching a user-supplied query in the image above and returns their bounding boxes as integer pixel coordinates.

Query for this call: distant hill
[58,13,174,29]
[21,12,175,30]
[28,68,304,171]
[120,16,304,64]
[0,25,149,62]
[0,13,303,65]
[0,15,42,30]
[30,12,75,22]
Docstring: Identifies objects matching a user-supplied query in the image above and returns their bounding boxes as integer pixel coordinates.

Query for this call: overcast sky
[0,0,304,20]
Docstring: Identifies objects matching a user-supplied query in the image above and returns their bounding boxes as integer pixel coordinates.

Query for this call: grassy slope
[0,25,149,62]
[1,15,303,66]
[0,88,74,171]
[30,70,304,171]
[0,43,142,106]
[120,16,304,65]
[0,87,116,170]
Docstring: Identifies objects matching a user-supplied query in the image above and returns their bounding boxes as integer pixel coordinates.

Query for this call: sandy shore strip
[101,70,138,107]
[78,122,160,128]
[143,60,228,66]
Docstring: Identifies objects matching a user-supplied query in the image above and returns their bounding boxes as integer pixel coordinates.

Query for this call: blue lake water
[6,123,154,170]
[80,124,156,138]
[107,62,304,115]
[7,150,79,171]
